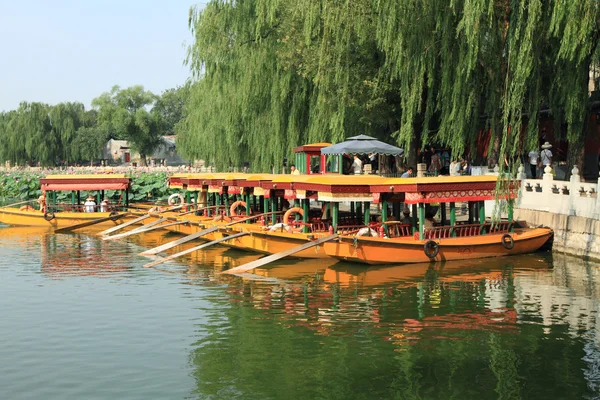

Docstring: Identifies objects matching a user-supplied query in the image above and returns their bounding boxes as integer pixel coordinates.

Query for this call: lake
[1,224,599,399]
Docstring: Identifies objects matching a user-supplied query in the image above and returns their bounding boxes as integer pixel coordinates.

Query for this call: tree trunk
[139,154,148,167]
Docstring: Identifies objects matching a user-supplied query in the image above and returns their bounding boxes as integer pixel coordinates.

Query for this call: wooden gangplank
[144,232,249,268]
[99,204,186,236]
[100,214,151,236]
[54,213,130,234]
[102,217,169,241]
[138,225,220,256]
[138,211,282,256]
[220,234,338,275]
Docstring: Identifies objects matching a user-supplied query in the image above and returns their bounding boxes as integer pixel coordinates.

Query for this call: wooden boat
[319,175,553,264]
[156,172,552,266]
[0,174,135,228]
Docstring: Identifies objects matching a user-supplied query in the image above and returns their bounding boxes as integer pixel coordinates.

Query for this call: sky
[0,0,204,112]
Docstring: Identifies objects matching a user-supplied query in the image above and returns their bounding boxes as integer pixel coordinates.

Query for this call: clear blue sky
[0,0,203,112]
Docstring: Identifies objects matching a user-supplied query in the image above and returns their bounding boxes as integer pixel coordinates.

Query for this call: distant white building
[103,136,187,166]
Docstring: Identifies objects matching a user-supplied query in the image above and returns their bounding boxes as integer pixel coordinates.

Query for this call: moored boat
[0,174,135,228]
[154,172,552,266]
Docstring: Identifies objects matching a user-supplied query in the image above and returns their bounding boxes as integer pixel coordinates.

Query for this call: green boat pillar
[350,202,355,222]
[263,196,269,222]
[216,192,221,217]
[302,199,310,233]
[479,201,486,233]
[418,203,425,240]
[224,192,230,217]
[270,194,277,225]
[125,189,129,208]
[185,191,191,208]
[363,202,370,226]
[71,191,76,212]
[381,198,389,236]
[245,192,251,223]
[356,202,363,225]
[449,202,456,237]
[508,199,514,232]
[332,202,339,232]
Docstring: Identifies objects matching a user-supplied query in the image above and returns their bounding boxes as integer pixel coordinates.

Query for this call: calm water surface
[1,224,599,399]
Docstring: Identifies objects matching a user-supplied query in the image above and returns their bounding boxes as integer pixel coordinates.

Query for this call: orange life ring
[20,205,35,212]
[283,207,304,226]
[229,200,247,217]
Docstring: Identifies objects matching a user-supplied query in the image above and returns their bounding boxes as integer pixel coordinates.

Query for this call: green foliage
[180,0,600,172]
[0,170,170,204]
[155,86,189,136]
[92,85,164,166]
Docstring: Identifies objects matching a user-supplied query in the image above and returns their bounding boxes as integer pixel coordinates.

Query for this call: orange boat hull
[323,228,553,265]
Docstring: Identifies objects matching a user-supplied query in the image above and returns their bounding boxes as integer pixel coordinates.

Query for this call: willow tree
[48,102,86,164]
[181,0,600,173]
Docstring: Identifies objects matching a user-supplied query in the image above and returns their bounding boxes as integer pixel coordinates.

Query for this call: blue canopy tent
[320,135,403,174]
[320,135,404,156]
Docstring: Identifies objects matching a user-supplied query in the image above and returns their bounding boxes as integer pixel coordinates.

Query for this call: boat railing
[384,222,413,238]
[50,203,127,213]
[423,221,513,239]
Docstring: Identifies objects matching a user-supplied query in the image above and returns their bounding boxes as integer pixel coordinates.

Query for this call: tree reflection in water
[185,253,600,399]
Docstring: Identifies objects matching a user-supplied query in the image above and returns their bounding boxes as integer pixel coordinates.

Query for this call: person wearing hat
[100,198,110,213]
[84,195,96,213]
[539,142,553,177]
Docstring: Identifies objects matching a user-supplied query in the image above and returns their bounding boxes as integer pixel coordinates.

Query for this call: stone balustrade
[515,165,600,219]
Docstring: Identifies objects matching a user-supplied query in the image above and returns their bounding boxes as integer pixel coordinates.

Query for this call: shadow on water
[2,223,600,399]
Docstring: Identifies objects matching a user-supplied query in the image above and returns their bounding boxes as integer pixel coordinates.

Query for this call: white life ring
[168,193,185,206]
[356,227,378,237]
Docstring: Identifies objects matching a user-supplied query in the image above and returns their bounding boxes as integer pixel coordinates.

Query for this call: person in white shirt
[84,196,96,212]
[449,160,458,176]
[401,167,413,178]
[290,164,301,175]
[528,149,539,178]
[540,142,553,176]
[351,155,363,174]
[100,198,109,213]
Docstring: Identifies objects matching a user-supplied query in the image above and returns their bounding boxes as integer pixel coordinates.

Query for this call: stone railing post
[568,166,581,216]
[417,163,427,178]
[541,164,554,211]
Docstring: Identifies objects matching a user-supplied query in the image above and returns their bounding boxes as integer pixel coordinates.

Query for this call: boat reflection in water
[182,251,600,399]
[9,223,599,399]
[0,226,137,278]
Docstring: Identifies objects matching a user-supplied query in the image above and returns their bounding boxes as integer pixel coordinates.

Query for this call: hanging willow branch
[179,0,600,174]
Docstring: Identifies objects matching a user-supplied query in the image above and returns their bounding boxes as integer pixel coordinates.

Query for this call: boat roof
[166,173,516,203]
[40,174,130,191]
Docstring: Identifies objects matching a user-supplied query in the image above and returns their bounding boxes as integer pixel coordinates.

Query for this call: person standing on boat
[290,164,301,175]
[100,198,109,213]
[528,149,539,178]
[37,193,46,214]
[351,154,363,174]
[84,195,96,212]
